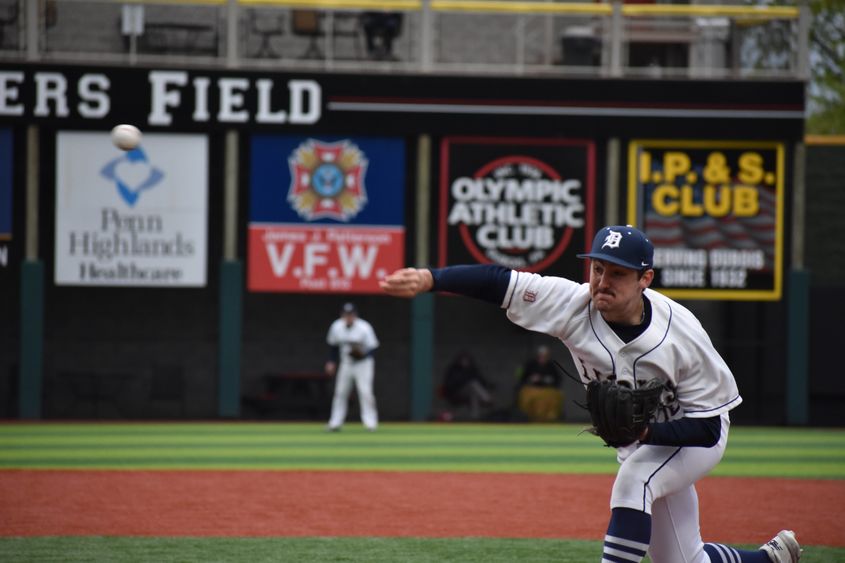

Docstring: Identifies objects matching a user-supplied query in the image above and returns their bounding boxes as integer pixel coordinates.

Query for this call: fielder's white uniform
[503,271,742,563]
[326,317,380,430]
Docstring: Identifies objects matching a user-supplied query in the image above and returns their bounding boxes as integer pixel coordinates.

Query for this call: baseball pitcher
[380,225,800,563]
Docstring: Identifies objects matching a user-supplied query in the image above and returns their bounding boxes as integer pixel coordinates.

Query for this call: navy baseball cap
[577,225,654,270]
[341,302,357,314]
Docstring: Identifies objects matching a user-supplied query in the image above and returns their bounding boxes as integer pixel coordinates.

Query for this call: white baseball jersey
[502,271,741,422]
[327,317,380,362]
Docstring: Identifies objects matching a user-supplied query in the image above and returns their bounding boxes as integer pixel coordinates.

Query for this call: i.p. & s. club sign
[628,140,784,300]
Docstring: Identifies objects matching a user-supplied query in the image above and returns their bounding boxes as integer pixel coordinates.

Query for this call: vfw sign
[248,136,405,293]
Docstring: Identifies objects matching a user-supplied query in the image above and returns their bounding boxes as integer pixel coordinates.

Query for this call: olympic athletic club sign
[248,135,405,294]
[439,137,595,277]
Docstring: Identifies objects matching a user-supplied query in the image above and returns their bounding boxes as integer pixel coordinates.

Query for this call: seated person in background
[359,11,402,60]
[441,351,493,420]
[516,345,564,422]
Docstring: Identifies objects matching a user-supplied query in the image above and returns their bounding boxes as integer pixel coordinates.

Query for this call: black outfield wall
[1,62,826,424]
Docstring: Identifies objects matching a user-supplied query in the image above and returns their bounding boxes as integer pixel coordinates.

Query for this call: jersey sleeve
[363,321,379,351]
[326,321,340,346]
[644,415,721,447]
[502,271,590,338]
[430,264,512,304]
[672,310,742,418]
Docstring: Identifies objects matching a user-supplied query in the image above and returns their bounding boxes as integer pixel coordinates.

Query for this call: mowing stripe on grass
[1,423,843,478]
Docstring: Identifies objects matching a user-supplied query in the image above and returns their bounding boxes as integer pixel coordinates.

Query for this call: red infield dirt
[1,470,843,546]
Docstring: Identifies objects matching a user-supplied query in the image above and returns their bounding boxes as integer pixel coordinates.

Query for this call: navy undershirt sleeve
[329,345,339,363]
[643,415,721,447]
[429,265,512,305]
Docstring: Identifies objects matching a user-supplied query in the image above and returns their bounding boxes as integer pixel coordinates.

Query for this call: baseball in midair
[111,124,142,151]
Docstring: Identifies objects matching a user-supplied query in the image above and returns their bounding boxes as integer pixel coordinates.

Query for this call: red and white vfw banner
[248,223,404,293]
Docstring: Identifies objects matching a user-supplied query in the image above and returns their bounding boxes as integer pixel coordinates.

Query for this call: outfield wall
[804,143,845,426]
[1,63,836,425]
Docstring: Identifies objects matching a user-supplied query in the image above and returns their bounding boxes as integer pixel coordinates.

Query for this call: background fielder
[379,225,800,563]
[325,303,380,432]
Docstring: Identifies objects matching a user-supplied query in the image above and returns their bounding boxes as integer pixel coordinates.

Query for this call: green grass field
[1,422,844,562]
[1,537,844,563]
[1,422,844,478]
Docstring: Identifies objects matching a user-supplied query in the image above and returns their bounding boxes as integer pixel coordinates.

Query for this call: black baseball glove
[348,345,368,361]
[586,378,665,448]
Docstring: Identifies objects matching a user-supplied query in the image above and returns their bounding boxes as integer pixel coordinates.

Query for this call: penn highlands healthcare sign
[54,131,208,287]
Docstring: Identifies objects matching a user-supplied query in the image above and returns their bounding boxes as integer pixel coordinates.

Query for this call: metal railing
[0,0,809,80]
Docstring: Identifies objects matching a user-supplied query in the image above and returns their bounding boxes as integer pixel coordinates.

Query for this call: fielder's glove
[586,378,665,448]
[348,345,368,361]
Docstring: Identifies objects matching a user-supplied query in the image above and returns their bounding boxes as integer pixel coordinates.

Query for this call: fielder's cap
[577,225,654,270]
[341,302,357,314]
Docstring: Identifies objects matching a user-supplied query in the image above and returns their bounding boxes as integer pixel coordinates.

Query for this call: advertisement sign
[248,135,405,293]
[55,131,208,286]
[0,64,804,140]
[628,140,784,300]
[0,128,10,271]
[439,137,595,278]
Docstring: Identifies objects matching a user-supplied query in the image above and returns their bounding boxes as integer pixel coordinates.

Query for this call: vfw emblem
[288,139,369,221]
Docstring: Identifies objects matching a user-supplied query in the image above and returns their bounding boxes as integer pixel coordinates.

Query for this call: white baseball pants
[328,357,378,430]
[610,413,731,563]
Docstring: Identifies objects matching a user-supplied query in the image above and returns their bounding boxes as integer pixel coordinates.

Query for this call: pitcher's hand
[379,268,433,298]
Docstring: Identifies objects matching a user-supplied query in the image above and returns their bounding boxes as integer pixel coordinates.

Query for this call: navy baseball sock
[704,543,770,562]
[602,507,650,562]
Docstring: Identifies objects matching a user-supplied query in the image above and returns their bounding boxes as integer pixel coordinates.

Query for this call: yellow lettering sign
[663,152,690,183]
[733,185,759,216]
[651,185,760,218]
[652,184,679,215]
[738,152,764,184]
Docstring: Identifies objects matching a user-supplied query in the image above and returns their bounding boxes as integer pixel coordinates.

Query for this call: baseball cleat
[760,530,801,562]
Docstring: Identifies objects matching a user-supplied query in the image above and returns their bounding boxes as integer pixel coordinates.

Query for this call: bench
[138,21,219,56]
[291,9,363,59]
[248,9,285,58]
[243,371,334,420]
[0,2,18,50]
[48,371,138,418]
